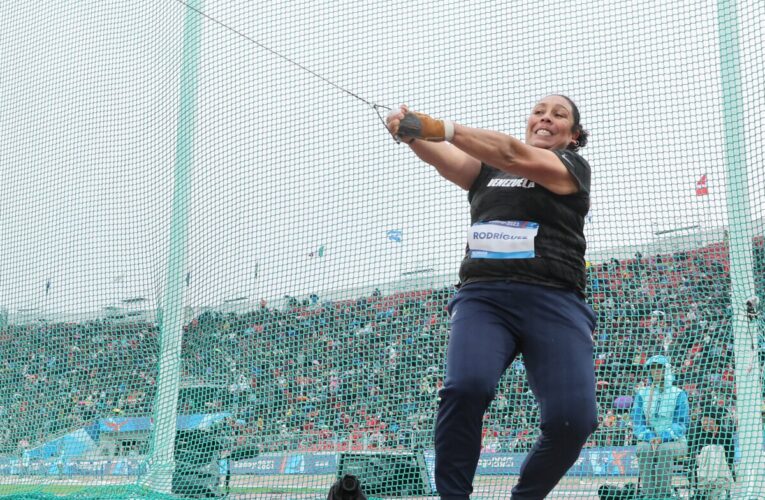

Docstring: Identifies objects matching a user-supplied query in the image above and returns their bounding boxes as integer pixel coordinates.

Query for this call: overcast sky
[1,0,763,317]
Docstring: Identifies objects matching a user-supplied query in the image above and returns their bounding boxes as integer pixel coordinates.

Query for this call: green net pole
[717,0,765,494]
[141,0,204,493]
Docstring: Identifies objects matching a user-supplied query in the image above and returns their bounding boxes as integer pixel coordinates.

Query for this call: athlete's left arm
[449,124,579,195]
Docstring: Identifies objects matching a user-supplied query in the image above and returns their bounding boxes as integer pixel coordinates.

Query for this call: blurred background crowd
[1,239,763,457]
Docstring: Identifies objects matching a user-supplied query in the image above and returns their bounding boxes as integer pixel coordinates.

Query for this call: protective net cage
[1,0,764,499]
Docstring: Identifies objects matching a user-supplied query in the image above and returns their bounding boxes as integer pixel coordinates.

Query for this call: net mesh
[1,0,764,498]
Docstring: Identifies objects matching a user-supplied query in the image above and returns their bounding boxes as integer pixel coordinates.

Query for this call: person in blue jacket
[631,355,690,499]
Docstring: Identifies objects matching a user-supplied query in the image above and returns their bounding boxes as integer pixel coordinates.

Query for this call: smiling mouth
[535,129,552,136]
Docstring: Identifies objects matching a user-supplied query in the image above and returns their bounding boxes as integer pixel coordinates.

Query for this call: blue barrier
[0,447,641,477]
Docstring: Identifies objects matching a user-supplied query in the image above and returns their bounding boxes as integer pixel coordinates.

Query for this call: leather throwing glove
[397,111,454,142]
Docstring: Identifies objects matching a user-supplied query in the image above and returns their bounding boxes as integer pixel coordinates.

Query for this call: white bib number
[468,221,538,259]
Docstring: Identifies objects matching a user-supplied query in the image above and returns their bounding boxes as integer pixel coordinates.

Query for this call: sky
[1,0,763,318]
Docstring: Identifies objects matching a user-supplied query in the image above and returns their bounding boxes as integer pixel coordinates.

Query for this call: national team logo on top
[487,177,535,189]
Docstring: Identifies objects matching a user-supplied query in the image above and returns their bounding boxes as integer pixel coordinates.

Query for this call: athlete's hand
[386,105,415,144]
[387,106,454,143]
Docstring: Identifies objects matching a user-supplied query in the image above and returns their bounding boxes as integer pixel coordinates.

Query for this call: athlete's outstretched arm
[389,106,579,195]
[387,106,480,191]
[449,124,578,195]
[407,141,481,191]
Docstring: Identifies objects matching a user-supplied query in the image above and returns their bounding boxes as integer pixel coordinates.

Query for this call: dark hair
[554,95,589,152]
[701,405,726,423]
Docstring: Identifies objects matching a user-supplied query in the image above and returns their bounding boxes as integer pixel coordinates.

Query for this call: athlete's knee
[543,407,598,445]
[552,416,597,443]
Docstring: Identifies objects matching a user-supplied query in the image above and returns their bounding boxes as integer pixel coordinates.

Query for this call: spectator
[687,404,734,499]
[632,355,689,499]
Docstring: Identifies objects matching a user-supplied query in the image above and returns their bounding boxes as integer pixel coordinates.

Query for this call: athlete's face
[525,96,579,151]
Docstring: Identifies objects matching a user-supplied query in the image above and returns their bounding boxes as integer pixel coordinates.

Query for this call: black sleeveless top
[458,150,591,295]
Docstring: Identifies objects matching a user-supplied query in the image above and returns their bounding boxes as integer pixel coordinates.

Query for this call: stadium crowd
[0,239,763,457]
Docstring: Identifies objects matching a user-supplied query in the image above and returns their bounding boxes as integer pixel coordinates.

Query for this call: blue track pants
[434,281,598,500]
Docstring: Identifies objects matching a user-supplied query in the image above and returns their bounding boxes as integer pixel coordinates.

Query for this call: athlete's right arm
[407,141,481,191]
[387,105,481,190]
